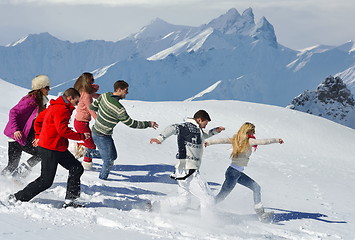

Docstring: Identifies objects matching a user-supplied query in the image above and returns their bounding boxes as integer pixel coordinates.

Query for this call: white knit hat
[32,75,50,90]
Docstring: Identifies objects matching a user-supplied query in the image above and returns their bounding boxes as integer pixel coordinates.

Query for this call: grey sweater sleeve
[156,124,179,143]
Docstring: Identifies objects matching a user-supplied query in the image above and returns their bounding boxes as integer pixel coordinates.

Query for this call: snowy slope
[1,82,355,239]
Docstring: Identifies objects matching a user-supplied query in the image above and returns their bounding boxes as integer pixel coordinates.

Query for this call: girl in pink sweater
[73,72,100,170]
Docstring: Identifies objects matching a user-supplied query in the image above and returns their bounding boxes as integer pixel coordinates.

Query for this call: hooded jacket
[34,96,85,152]
[4,94,39,146]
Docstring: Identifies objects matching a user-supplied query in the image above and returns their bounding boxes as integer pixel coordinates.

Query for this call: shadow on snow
[268,207,347,225]
[93,163,220,186]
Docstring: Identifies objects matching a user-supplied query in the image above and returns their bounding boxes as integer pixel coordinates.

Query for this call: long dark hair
[27,90,47,113]
[73,72,95,94]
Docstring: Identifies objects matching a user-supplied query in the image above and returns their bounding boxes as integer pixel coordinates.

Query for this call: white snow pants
[160,169,215,213]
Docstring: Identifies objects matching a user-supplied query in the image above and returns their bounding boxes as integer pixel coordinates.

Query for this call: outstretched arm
[150,124,179,144]
[204,126,225,139]
[249,138,284,146]
[205,137,232,147]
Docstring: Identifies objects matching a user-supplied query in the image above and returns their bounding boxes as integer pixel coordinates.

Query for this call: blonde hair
[230,122,255,158]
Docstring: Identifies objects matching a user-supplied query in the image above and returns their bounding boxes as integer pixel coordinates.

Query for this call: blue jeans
[215,166,261,205]
[91,132,117,180]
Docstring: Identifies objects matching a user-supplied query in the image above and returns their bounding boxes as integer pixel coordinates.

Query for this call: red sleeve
[34,109,46,139]
[53,109,85,141]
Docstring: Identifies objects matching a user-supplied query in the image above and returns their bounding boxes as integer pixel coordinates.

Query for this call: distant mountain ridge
[287,76,355,129]
[0,8,354,107]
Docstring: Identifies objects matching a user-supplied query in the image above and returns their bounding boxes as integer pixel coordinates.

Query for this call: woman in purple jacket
[1,75,50,178]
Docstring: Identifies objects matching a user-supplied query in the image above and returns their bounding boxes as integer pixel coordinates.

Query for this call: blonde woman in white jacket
[205,122,283,218]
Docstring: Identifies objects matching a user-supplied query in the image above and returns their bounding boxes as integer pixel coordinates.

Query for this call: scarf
[92,84,100,92]
[248,134,258,151]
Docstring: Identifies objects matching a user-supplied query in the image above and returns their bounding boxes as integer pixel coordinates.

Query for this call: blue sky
[0,0,354,50]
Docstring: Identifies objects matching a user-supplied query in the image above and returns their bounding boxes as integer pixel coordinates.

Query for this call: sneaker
[62,200,85,209]
[0,194,18,207]
[8,194,17,204]
[82,161,93,171]
[258,211,274,223]
[12,162,31,178]
[1,167,13,176]
[147,200,160,212]
[254,203,265,215]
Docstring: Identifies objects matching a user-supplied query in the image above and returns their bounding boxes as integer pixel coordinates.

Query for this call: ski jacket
[156,118,220,170]
[34,96,85,152]
[75,87,100,122]
[90,92,150,136]
[205,137,279,167]
[4,94,39,146]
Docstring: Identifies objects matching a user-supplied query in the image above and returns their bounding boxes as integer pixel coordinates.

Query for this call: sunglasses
[44,86,50,90]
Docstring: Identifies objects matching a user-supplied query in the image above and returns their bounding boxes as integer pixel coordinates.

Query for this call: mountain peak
[130,17,190,40]
[150,17,171,26]
[288,76,355,128]
[251,16,277,47]
[317,76,354,106]
[334,40,355,53]
[242,7,254,23]
[207,8,255,35]
[7,32,61,47]
[225,8,241,18]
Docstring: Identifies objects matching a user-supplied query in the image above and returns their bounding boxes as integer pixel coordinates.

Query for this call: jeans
[91,132,117,180]
[15,147,84,202]
[215,166,261,205]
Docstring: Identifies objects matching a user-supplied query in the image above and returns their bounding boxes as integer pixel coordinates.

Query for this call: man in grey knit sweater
[88,80,158,180]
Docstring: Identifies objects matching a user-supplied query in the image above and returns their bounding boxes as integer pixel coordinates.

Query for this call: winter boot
[255,203,274,223]
[62,199,85,208]
[254,202,265,216]
[12,162,32,178]
[0,194,18,207]
[82,160,93,171]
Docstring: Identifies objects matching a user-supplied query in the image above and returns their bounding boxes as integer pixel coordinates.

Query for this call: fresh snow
[337,66,355,90]
[185,80,222,102]
[5,36,28,47]
[148,28,214,60]
[1,81,355,239]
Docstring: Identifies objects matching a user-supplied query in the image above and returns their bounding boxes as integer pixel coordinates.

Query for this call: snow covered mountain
[0,8,354,107]
[287,76,355,129]
[336,65,355,93]
[1,81,355,240]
